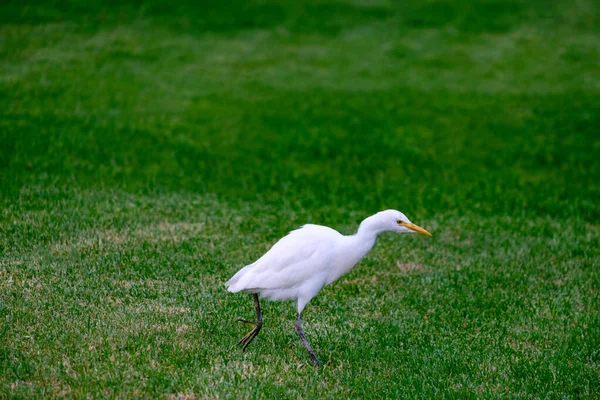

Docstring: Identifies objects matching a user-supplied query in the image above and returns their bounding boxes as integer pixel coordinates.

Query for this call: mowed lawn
[1,0,599,398]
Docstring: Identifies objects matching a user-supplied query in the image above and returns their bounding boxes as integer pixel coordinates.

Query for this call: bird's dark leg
[236,293,263,352]
[295,313,320,366]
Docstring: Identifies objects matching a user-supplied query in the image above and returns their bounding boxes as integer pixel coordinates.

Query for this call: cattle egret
[226,209,431,365]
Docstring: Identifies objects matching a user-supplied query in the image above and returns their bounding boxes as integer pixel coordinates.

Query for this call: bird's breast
[324,236,376,285]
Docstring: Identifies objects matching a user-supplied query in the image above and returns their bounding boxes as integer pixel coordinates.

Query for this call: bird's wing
[226,224,341,293]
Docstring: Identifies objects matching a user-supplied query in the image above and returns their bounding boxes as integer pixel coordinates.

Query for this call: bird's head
[373,209,432,236]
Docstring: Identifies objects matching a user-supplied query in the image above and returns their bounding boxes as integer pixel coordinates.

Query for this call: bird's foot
[236,319,262,352]
[309,353,320,366]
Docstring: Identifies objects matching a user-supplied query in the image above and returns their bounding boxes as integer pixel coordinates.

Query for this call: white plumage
[226,209,431,365]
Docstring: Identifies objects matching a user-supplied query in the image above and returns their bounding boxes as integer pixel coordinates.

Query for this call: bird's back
[226,224,342,301]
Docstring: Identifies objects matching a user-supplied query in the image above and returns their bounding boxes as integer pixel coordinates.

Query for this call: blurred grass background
[1,0,599,398]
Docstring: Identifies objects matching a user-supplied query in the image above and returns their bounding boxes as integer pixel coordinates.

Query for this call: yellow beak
[399,222,432,236]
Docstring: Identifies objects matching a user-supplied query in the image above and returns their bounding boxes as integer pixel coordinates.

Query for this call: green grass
[1,0,599,398]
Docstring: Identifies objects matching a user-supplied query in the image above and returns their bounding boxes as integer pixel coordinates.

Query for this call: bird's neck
[356,214,386,239]
[347,214,385,256]
[324,216,383,286]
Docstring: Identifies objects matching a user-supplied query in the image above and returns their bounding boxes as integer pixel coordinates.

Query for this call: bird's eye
[396,220,404,225]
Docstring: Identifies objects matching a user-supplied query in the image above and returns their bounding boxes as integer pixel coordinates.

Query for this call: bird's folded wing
[226,225,339,293]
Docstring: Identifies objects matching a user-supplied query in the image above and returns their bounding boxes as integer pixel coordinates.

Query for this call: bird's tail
[225,263,254,293]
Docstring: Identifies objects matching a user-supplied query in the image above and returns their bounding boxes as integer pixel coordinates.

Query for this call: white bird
[226,209,431,365]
